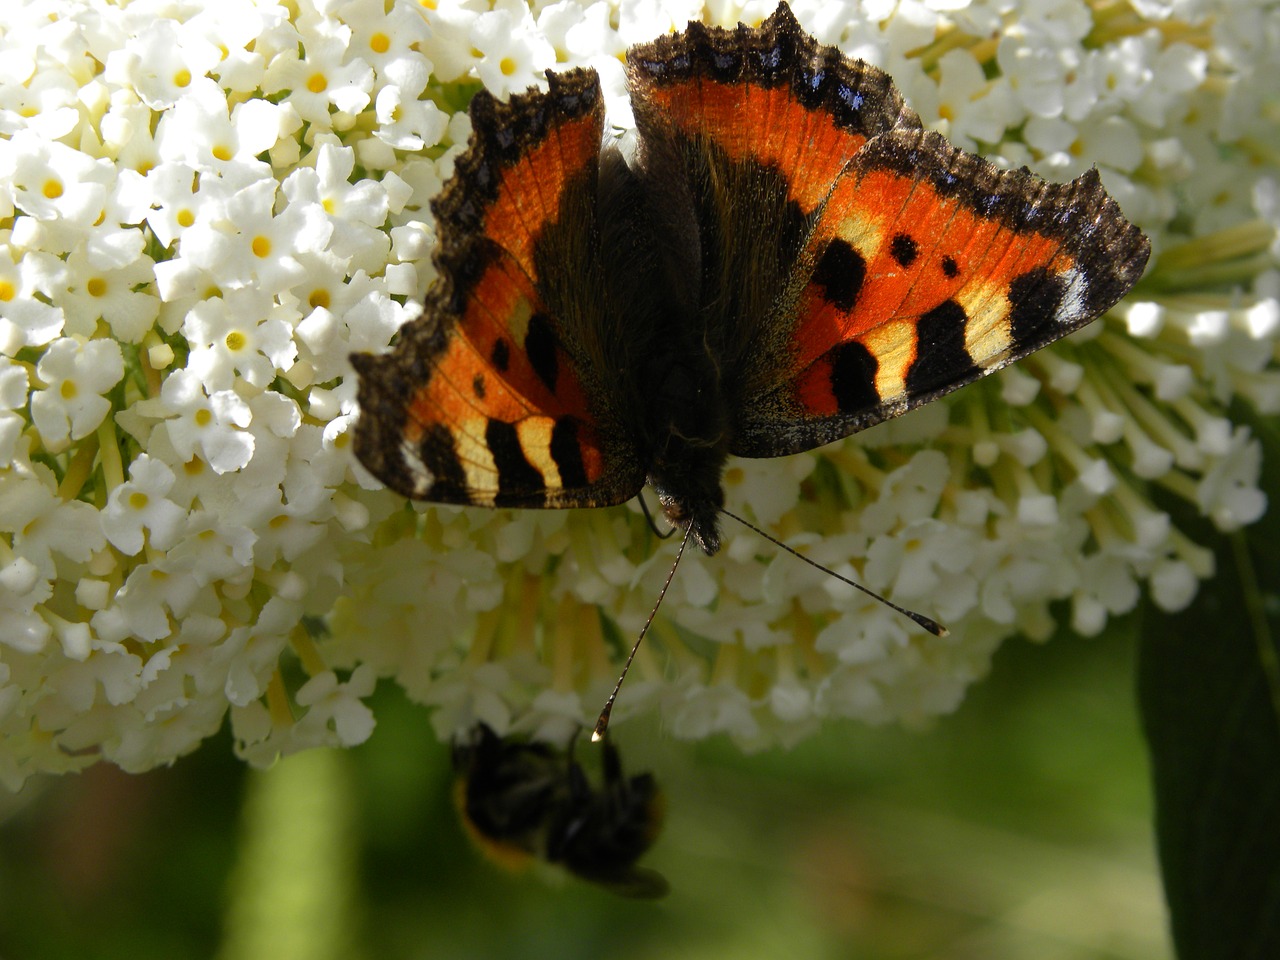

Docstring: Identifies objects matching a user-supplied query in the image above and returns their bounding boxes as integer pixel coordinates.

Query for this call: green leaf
[1139,411,1280,959]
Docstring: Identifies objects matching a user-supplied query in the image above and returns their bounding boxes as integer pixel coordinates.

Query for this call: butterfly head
[650,477,723,555]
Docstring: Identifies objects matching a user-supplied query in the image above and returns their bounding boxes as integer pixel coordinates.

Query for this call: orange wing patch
[481,109,606,280]
[637,78,887,213]
[626,4,919,214]
[732,127,1150,455]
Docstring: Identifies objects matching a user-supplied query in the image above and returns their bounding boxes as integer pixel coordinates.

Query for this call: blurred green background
[0,621,1166,960]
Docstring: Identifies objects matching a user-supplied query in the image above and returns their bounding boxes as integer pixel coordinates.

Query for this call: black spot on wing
[550,417,588,489]
[890,233,918,267]
[829,340,880,413]
[485,419,544,505]
[472,373,486,399]
[491,338,510,372]
[1008,267,1068,352]
[906,300,977,396]
[942,255,959,278]
[812,239,865,312]
[525,312,558,393]
[420,423,470,502]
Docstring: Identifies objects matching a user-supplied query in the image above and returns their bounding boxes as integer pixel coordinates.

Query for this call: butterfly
[453,723,667,898]
[351,0,1149,679]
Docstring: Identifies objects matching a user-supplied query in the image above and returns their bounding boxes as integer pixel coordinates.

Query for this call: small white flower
[0,60,79,141]
[1,129,115,227]
[120,160,202,249]
[180,176,331,296]
[104,18,224,111]
[1149,558,1199,612]
[374,81,450,153]
[1196,428,1268,532]
[0,555,52,654]
[669,682,761,742]
[997,33,1075,119]
[421,2,485,83]
[157,369,255,474]
[102,454,188,556]
[864,518,979,622]
[183,290,297,389]
[932,49,1022,149]
[91,562,203,644]
[471,5,558,99]
[154,83,290,179]
[0,247,66,350]
[0,465,105,578]
[263,26,374,125]
[294,666,378,747]
[1130,41,1207,128]
[30,337,125,446]
[164,511,257,587]
[0,358,30,468]
[282,141,393,273]
[59,245,160,342]
[340,0,433,82]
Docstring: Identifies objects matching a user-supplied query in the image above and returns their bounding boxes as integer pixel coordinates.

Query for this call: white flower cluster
[0,0,1277,787]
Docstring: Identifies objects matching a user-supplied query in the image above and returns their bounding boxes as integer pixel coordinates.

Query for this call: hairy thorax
[642,356,730,555]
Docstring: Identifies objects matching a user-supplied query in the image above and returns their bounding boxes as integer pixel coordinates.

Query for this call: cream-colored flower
[0,0,1276,788]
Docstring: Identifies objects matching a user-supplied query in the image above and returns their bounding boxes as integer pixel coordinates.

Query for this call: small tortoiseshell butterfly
[352,6,1149,578]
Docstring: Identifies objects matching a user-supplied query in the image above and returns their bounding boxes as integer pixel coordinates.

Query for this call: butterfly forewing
[352,70,646,509]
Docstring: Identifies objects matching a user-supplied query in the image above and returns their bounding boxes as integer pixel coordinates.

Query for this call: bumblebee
[452,723,668,898]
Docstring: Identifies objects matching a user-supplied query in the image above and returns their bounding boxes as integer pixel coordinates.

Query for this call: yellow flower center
[60,380,78,399]
[173,68,191,88]
[43,179,63,200]
[225,331,247,351]
[309,289,330,309]
[370,32,390,54]
[251,235,271,258]
[128,491,149,510]
[87,277,107,297]
[194,408,213,427]
[307,73,328,94]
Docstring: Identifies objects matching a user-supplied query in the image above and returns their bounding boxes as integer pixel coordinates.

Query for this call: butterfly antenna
[592,524,692,742]
[636,491,676,540]
[721,508,948,638]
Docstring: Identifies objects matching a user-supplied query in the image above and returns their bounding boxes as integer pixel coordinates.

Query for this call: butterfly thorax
[640,354,729,556]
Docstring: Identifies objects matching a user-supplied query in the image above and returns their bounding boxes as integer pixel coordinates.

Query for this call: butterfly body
[351,4,1149,559]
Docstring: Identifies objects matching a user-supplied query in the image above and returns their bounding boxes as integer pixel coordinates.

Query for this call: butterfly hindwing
[731,127,1151,456]
[352,69,647,508]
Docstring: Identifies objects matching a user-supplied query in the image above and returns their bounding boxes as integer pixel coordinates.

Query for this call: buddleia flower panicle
[0,0,1277,788]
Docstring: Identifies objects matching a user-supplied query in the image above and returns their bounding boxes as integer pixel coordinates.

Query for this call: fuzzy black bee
[452,723,667,898]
